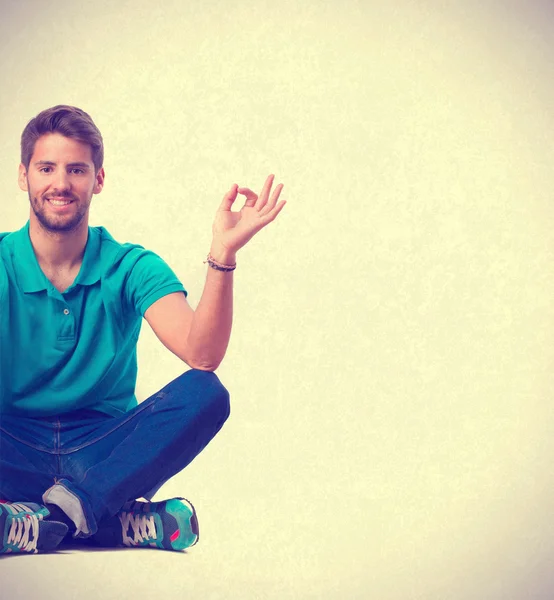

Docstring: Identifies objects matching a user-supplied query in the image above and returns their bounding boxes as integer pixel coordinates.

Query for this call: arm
[144,174,286,371]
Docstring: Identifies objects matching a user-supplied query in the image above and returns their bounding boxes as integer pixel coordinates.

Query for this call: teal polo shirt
[0,222,186,418]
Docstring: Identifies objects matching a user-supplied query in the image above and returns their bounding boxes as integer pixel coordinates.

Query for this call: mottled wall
[1,1,554,598]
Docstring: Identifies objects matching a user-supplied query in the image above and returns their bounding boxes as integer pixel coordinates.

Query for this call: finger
[218,184,239,211]
[255,174,275,211]
[261,199,287,224]
[237,187,258,207]
[260,183,283,216]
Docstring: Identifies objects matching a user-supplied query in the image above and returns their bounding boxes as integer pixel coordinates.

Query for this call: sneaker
[91,498,199,551]
[0,501,68,554]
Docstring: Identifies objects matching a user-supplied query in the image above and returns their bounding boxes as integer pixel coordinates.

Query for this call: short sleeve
[0,258,7,304]
[0,234,10,304]
[124,250,187,317]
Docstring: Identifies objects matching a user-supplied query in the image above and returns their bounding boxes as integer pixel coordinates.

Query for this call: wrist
[209,242,236,266]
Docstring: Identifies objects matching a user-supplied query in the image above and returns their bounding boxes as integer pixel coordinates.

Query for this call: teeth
[49,200,71,206]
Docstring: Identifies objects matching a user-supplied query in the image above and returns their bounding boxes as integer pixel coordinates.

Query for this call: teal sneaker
[91,498,199,551]
[0,501,68,554]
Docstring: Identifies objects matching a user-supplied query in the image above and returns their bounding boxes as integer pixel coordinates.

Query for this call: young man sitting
[0,105,286,554]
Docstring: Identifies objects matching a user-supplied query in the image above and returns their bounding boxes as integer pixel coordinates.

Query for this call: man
[0,105,286,554]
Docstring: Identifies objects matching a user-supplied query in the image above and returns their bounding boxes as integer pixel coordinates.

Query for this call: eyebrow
[34,160,91,169]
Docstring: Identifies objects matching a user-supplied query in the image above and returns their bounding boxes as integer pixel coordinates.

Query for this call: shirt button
[63,308,70,315]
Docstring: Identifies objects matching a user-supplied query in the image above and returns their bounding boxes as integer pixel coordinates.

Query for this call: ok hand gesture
[210,174,286,262]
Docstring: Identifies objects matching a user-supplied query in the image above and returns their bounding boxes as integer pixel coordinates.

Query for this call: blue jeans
[0,370,230,537]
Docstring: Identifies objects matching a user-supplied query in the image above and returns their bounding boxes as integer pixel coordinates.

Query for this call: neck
[28,217,89,270]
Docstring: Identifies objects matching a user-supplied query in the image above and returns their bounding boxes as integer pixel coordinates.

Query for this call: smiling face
[18,133,104,233]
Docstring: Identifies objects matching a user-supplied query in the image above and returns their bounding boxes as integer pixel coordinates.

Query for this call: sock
[45,503,76,534]
[37,520,69,551]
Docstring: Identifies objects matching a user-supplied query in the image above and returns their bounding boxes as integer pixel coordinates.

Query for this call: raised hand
[210,174,286,263]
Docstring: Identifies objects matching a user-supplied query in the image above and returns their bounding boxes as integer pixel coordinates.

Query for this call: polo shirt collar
[14,221,102,293]
[74,226,101,287]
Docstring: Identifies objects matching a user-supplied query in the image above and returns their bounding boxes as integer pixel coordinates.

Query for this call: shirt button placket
[57,305,75,341]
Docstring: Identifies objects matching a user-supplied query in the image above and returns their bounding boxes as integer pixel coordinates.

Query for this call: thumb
[218,184,239,211]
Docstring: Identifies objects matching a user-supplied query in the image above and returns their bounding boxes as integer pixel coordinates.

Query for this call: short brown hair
[21,105,104,172]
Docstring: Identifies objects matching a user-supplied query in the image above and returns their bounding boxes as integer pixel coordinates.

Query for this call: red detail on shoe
[0,500,7,504]
[170,529,180,542]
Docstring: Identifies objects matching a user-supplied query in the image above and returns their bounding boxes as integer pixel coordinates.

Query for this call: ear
[18,163,28,192]
[93,167,105,195]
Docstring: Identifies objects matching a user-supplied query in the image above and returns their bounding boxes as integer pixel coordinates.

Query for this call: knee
[172,369,230,423]
[195,369,230,423]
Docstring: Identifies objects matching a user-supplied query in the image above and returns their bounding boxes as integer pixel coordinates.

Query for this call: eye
[69,168,85,175]
[39,167,52,173]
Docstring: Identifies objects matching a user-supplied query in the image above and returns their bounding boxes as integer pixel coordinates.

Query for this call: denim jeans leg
[44,369,230,537]
[0,415,59,503]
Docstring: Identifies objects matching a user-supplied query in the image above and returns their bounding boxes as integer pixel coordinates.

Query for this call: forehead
[30,133,94,165]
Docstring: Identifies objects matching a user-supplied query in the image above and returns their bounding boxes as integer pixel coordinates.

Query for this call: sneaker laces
[119,510,157,546]
[7,513,40,553]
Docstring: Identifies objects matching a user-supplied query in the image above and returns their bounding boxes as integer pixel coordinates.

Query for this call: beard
[29,190,90,233]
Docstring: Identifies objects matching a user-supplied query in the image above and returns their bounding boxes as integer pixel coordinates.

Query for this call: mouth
[46,197,75,208]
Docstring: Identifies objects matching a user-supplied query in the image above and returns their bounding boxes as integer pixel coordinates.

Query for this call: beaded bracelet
[204,253,237,272]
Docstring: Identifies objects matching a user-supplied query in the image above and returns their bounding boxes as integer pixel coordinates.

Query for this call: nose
[52,170,71,192]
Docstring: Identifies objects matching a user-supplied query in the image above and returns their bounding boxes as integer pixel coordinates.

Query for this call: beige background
[1,1,554,598]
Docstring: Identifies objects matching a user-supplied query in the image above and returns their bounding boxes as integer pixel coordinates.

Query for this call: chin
[34,213,84,233]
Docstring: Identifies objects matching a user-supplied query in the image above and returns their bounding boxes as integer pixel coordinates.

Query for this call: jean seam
[0,396,155,454]
[55,418,61,474]
[0,427,56,454]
